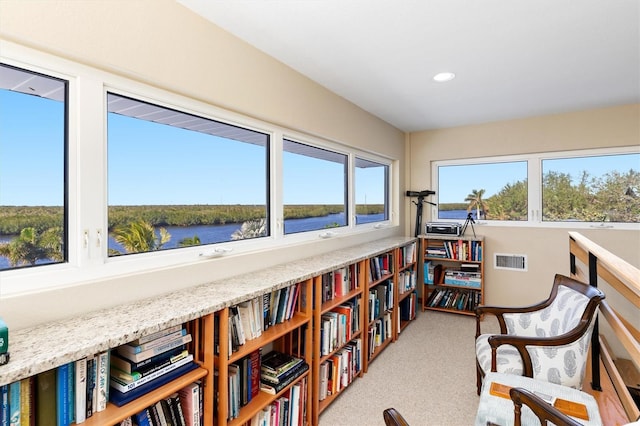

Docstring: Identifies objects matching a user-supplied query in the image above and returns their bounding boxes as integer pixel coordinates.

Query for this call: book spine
[1,384,9,426]
[117,335,192,363]
[131,324,182,346]
[109,355,194,393]
[8,381,19,426]
[36,370,56,426]
[56,363,70,426]
[95,351,109,412]
[85,356,96,419]
[178,382,199,426]
[120,329,187,354]
[74,358,87,424]
[19,378,32,426]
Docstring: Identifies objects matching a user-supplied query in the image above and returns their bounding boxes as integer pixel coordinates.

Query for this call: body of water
[0,213,385,268]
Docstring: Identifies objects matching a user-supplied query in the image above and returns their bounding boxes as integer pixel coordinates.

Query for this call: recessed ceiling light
[433,72,455,82]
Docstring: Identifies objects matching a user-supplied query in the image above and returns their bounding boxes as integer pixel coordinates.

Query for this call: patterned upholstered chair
[475,274,605,394]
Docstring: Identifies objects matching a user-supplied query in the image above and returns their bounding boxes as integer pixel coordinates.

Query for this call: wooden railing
[569,231,640,424]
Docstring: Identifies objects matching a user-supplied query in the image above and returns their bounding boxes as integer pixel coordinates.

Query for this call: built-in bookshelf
[396,241,418,333]
[215,279,314,426]
[0,236,417,426]
[312,262,365,422]
[421,235,484,316]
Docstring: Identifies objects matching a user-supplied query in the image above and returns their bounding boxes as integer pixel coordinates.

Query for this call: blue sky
[438,154,639,204]
[0,90,386,206]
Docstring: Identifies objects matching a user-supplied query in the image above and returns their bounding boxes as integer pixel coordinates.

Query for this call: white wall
[0,0,406,330]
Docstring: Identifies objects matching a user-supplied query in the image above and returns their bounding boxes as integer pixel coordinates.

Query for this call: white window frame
[432,146,640,230]
[0,40,398,296]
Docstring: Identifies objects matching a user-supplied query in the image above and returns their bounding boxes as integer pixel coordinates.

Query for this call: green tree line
[0,204,385,236]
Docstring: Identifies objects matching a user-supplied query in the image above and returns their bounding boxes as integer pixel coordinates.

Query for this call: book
[8,381,19,426]
[133,408,152,426]
[261,351,304,377]
[36,370,56,426]
[130,324,183,346]
[115,334,192,363]
[110,345,187,374]
[19,377,33,426]
[153,400,168,426]
[56,364,70,426]
[167,393,186,426]
[110,354,194,393]
[95,351,109,412]
[178,382,200,426]
[118,329,187,354]
[109,361,199,407]
[85,356,96,419]
[1,385,8,426]
[74,359,87,425]
[259,362,309,395]
[111,349,189,382]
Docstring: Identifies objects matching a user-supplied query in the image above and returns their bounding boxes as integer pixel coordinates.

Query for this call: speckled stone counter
[0,236,415,386]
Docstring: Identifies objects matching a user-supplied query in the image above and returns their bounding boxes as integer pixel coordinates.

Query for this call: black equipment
[405,190,436,237]
[460,212,477,238]
[425,222,461,236]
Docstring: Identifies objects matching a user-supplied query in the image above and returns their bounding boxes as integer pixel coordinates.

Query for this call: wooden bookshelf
[396,241,418,333]
[215,279,314,426]
[312,261,365,421]
[421,235,485,316]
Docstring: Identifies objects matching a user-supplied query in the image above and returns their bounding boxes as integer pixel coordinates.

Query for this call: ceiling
[177,0,639,132]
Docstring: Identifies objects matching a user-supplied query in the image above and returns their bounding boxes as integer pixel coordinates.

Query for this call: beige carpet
[318,310,499,425]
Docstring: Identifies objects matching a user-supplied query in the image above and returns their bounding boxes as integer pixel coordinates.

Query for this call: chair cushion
[503,286,590,337]
[476,333,524,376]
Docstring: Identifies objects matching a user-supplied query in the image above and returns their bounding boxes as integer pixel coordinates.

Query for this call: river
[0,213,385,269]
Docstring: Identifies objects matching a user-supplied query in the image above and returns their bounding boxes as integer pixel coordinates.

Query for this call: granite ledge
[0,236,416,385]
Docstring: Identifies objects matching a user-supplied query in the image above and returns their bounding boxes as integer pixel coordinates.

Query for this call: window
[542,152,640,223]
[355,157,389,224]
[282,139,348,234]
[434,149,640,226]
[0,63,68,271]
[437,161,528,221]
[107,93,269,257]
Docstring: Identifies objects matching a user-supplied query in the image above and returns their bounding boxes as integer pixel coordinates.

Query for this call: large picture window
[542,152,640,223]
[283,139,348,234]
[355,157,389,224]
[437,161,528,221]
[435,149,639,226]
[107,93,269,257]
[0,64,68,271]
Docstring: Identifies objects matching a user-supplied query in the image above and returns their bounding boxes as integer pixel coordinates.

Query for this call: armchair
[383,408,410,426]
[509,387,583,426]
[475,273,605,394]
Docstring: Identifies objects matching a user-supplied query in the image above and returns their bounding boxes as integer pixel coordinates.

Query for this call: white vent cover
[494,253,528,271]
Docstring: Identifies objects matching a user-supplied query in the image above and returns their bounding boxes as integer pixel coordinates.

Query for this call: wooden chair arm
[383,408,410,426]
[509,387,583,426]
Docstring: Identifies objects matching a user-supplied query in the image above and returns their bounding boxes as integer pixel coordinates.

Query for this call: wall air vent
[494,253,528,271]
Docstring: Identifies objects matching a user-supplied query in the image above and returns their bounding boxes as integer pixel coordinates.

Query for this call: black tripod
[406,190,436,237]
[460,212,476,238]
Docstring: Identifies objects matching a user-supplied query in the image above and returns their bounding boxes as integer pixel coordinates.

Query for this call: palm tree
[0,226,63,267]
[465,189,488,220]
[231,218,267,240]
[111,220,171,254]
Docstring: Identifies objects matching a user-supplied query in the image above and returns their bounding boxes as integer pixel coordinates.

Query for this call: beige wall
[0,1,406,330]
[407,104,640,306]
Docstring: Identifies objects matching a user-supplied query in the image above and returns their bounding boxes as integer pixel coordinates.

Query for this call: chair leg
[476,363,483,395]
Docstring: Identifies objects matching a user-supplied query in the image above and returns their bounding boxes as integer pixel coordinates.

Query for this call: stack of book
[109,325,198,407]
[259,351,309,395]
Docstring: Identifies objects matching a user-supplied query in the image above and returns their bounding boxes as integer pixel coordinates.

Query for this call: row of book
[399,291,417,322]
[397,269,416,294]
[398,242,416,268]
[319,299,360,356]
[425,288,481,312]
[227,349,262,419]
[443,269,482,288]
[425,240,482,261]
[0,349,111,426]
[367,253,393,283]
[129,381,202,426]
[228,284,302,354]
[367,312,392,359]
[109,325,198,407]
[318,338,362,401]
[368,280,394,322]
[250,376,307,426]
[320,264,359,303]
